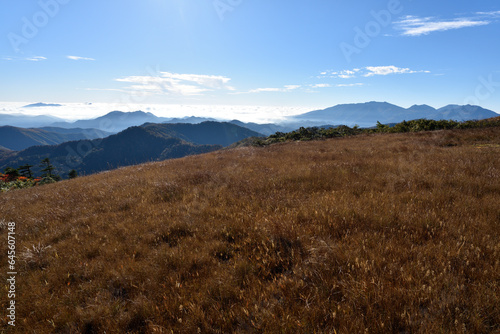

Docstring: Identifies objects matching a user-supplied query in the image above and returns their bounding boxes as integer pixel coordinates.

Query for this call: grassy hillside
[1,126,499,333]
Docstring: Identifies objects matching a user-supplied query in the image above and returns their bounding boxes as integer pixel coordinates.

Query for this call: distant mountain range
[141,122,262,147]
[1,102,498,152]
[38,127,113,137]
[1,101,498,177]
[0,113,66,128]
[0,121,260,177]
[228,120,296,136]
[291,102,498,127]
[0,126,112,151]
[164,116,219,124]
[3,102,496,133]
[50,110,171,133]
[22,102,63,108]
[1,110,285,135]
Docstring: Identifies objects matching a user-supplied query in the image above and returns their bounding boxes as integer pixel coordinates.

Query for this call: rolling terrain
[141,121,262,146]
[0,146,12,160]
[0,124,498,333]
[0,121,260,177]
[0,126,111,151]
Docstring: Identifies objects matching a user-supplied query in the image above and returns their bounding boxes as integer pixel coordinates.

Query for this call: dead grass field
[1,126,499,333]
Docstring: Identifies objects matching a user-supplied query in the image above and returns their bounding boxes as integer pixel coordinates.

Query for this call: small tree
[4,167,20,182]
[19,164,34,179]
[376,121,389,132]
[40,158,55,178]
[68,169,78,179]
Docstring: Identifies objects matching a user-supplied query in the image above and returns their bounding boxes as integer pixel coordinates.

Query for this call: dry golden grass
[1,127,499,333]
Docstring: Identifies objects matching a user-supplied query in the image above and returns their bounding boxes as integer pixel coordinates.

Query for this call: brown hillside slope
[1,127,499,333]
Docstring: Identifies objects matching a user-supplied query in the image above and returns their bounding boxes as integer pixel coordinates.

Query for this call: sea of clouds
[0,102,318,124]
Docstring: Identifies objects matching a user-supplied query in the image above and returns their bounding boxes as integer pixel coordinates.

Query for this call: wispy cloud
[310,84,331,88]
[394,15,491,36]
[246,82,364,94]
[2,56,47,61]
[26,56,47,61]
[320,69,359,79]
[247,85,301,94]
[476,11,500,17]
[364,66,430,77]
[67,55,95,61]
[115,72,235,96]
[320,66,429,79]
[336,83,364,87]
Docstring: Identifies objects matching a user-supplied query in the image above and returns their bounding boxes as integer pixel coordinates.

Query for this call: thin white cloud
[247,85,301,94]
[322,70,356,79]
[2,56,48,61]
[320,66,430,79]
[365,66,415,77]
[395,15,490,36]
[248,88,284,93]
[26,56,47,61]
[336,83,364,87]
[311,84,331,88]
[115,72,235,96]
[247,81,364,93]
[476,11,500,17]
[243,85,302,94]
[86,88,126,93]
[67,55,95,61]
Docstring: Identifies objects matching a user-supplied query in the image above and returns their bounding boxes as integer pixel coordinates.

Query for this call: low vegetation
[249,117,500,146]
[0,122,499,333]
[0,158,70,193]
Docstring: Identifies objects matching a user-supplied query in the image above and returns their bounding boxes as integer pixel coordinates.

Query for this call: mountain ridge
[50,110,171,132]
[0,121,260,177]
[22,102,63,108]
[1,102,498,131]
[141,121,263,146]
[291,102,498,127]
[0,125,112,151]
[0,113,66,128]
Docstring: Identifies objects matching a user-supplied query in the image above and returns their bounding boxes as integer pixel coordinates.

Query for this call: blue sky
[0,0,499,119]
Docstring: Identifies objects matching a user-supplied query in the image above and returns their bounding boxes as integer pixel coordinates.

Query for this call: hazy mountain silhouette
[0,113,66,128]
[163,116,218,124]
[436,104,498,120]
[292,102,498,127]
[0,126,112,151]
[2,103,497,135]
[38,127,113,137]
[50,110,171,132]
[22,102,63,108]
[228,120,297,136]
